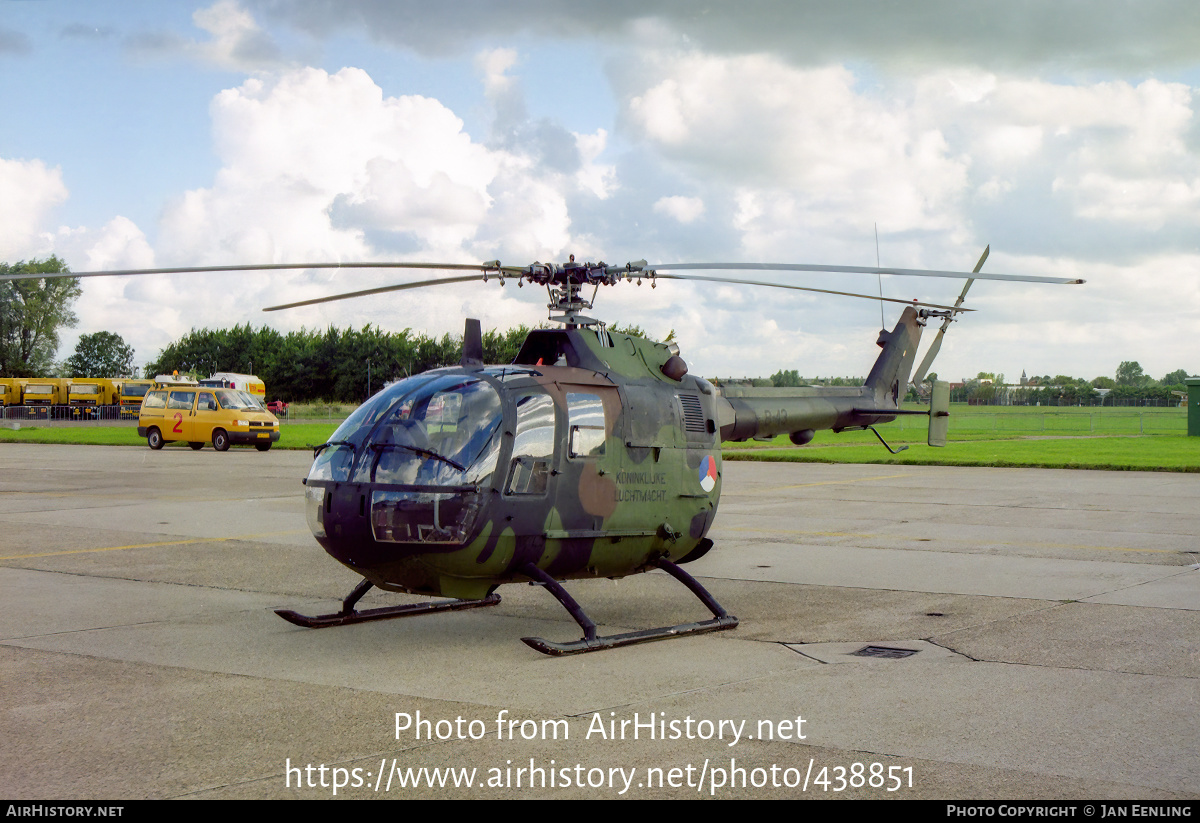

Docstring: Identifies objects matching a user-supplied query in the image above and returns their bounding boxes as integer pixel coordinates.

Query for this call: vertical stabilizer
[864,306,923,408]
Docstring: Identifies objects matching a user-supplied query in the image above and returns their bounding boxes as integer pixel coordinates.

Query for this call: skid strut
[518,559,738,656]
[275,578,500,628]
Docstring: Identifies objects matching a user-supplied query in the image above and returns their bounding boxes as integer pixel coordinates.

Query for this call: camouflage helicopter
[0,251,1080,654]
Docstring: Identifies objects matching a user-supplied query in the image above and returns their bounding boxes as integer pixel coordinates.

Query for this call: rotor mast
[505,255,648,328]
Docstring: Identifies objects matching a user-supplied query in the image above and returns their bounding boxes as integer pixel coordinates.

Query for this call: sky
[3,0,1200,384]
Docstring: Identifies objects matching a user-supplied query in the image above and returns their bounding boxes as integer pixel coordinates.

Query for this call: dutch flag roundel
[699,455,718,493]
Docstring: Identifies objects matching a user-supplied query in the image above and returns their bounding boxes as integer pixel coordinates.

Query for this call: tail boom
[717,306,931,443]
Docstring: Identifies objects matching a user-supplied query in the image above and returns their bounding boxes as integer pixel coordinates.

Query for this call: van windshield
[216,390,260,410]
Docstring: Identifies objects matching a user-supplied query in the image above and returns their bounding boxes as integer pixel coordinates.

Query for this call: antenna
[875,223,885,329]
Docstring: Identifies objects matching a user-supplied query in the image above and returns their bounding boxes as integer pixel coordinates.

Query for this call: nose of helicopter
[306,481,486,552]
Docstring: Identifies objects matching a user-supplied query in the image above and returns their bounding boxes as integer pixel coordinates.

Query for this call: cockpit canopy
[308,373,503,488]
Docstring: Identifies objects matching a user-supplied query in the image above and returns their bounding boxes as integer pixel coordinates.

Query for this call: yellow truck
[17,378,64,418]
[0,378,20,407]
[114,379,155,418]
[20,378,64,404]
[66,378,119,418]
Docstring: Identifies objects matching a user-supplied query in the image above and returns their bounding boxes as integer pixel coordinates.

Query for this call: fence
[890,409,1185,436]
[0,404,327,428]
[1,405,138,425]
[965,398,1184,408]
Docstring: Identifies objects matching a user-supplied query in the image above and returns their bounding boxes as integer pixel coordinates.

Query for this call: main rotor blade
[644,261,1082,285]
[0,261,524,282]
[262,274,489,311]
[649,273,973,312]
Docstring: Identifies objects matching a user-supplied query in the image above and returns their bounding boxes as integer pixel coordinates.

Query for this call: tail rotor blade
[911,245,989,389]
[912,330,945,388]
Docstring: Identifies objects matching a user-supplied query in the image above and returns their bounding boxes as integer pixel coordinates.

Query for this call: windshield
[215,389,261,410]
[308,374,503,487]
[122,384,150,397]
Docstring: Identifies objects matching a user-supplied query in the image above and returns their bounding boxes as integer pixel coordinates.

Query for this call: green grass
[727,404,1186,449]
[281,401,358,421]
[721,404,1198,471]
[0,423,340,450]
[723,435,1200,471]
[3,403,1197,471]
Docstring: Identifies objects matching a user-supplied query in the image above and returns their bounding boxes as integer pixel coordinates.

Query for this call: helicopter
[0,252,1081,654]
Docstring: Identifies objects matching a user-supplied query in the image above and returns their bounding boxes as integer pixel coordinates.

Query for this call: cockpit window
[566,392,606,458]
[505,392,555,494]
[365,379,501,486]
[307,374,502,487]
[426,392,462,432]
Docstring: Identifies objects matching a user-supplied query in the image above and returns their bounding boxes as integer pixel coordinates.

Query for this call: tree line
[950,364,1194,407]
[716,369,865,388]
[146,323,534,402]
[147,322,661,402]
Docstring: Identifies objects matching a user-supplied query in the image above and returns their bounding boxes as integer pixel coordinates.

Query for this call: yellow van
[138,387,280,451]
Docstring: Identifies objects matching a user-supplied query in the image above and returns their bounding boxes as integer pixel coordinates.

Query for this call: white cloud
[74,217,156,271]
[653,195,704,224]
[574,129,616,199]
[624,53,971,256]
[130,65,591,360]
[916,73,1200,229]
[473,156,572,258]
[476,47,520,99]
[0,157,69,260]
[198,0,292,71]
[977,177,1014,200]
[158,67,501,263]
[978,125,1044,164]
[126,1,288,72]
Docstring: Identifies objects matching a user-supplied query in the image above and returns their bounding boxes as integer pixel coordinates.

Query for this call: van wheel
[147,428,164,450]
[188,442,204,450]
[255,442,271,452]
[213,430,230,452]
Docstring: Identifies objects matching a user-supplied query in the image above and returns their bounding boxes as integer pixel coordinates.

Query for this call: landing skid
[518,559,738,656]
[275,578,500,628]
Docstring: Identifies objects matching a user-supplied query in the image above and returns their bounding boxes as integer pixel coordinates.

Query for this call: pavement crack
[779,643,829,663]
[924,638,981,661]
